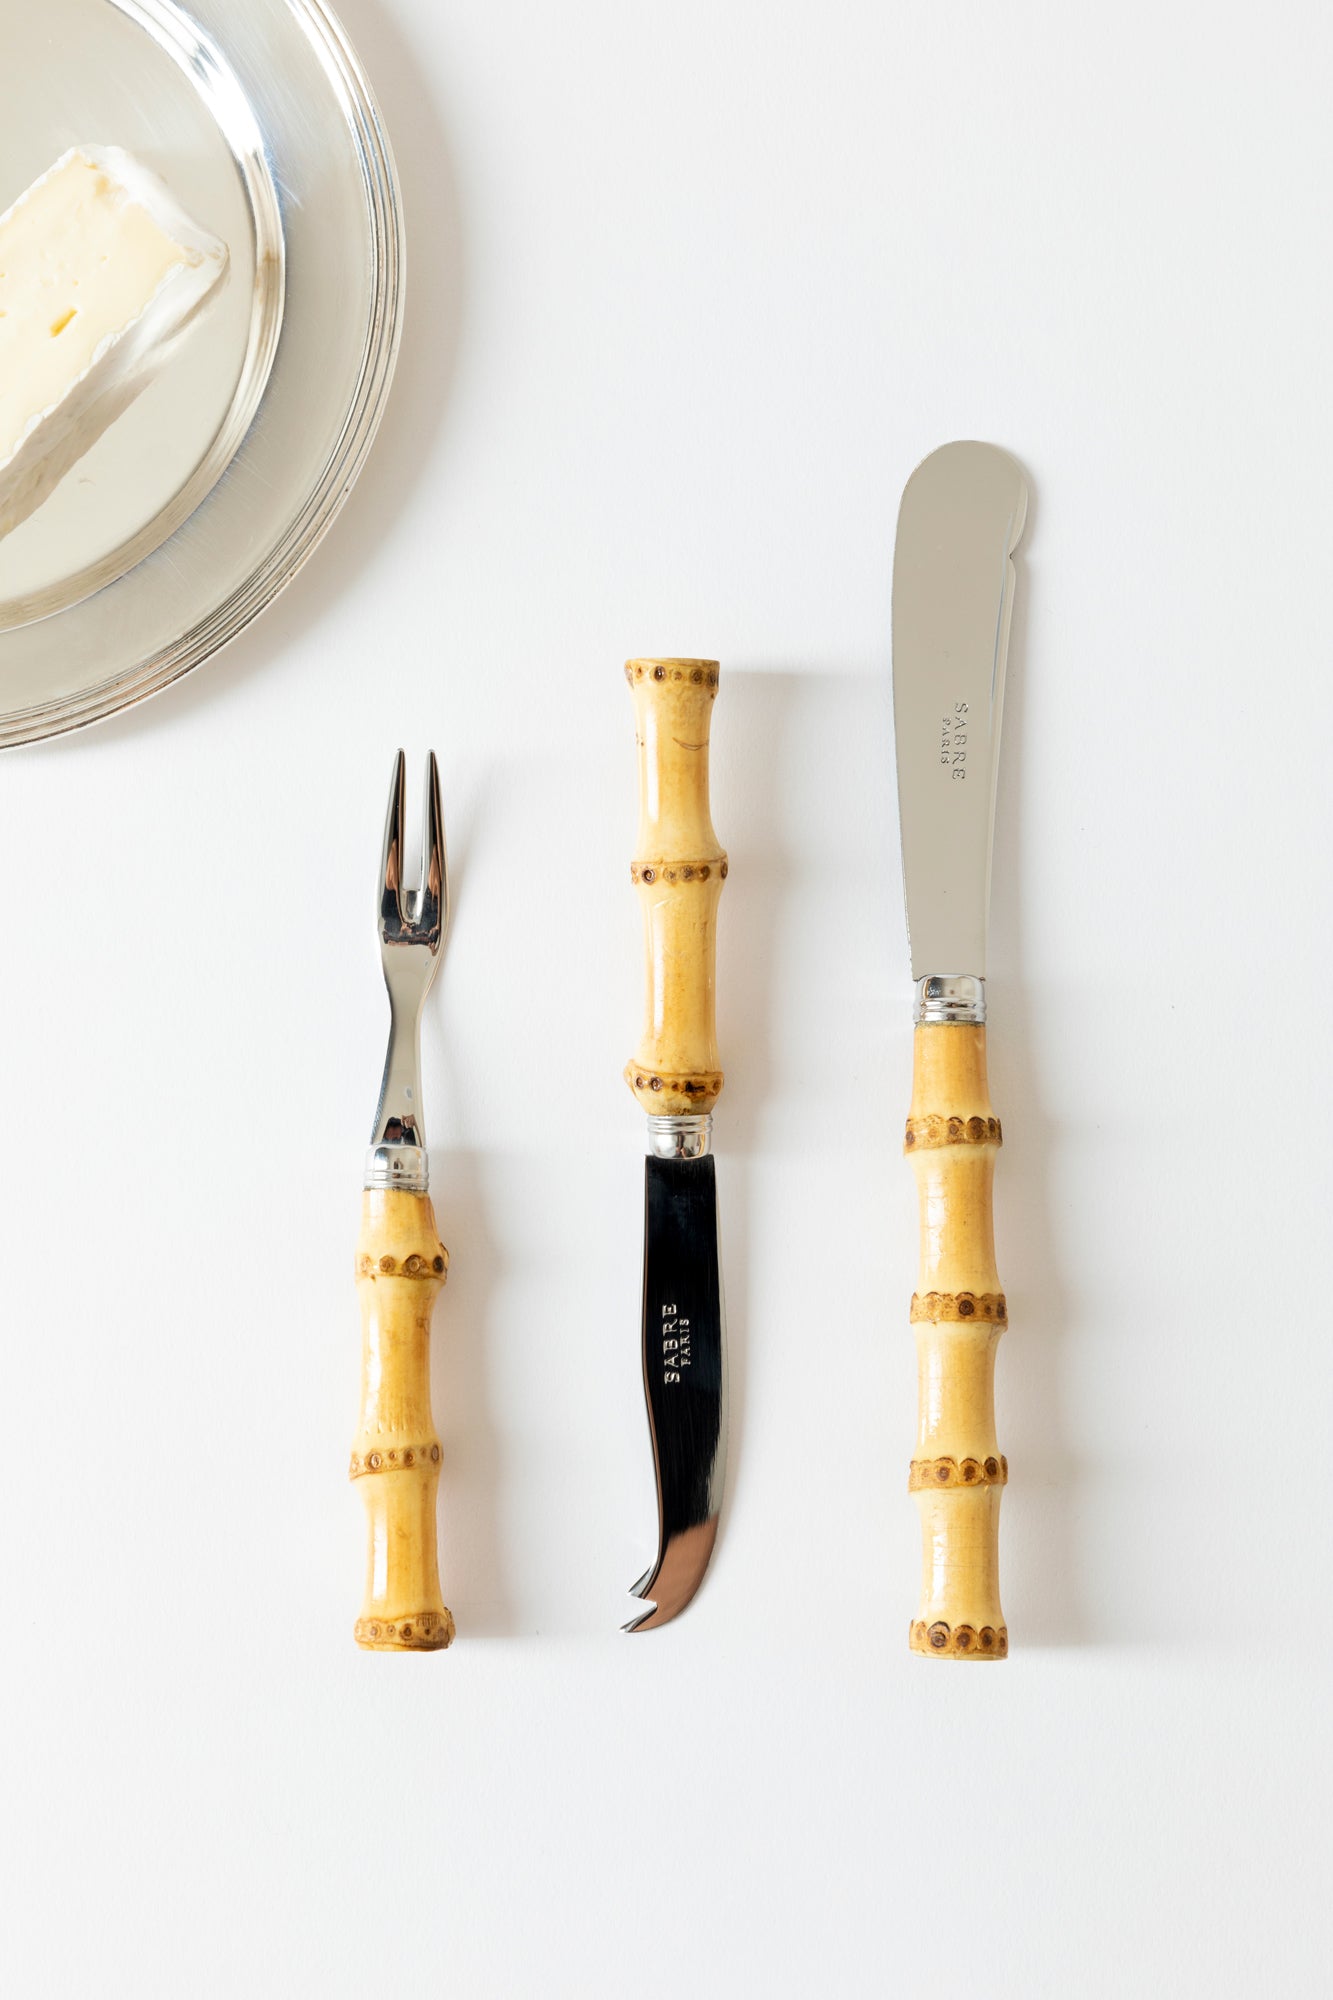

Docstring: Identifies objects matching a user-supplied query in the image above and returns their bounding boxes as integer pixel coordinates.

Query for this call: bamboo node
[631,854,727,887]
[350,1441,442,1479]
[910,1291,1007,1326]
[904,1114,1001,1151]
[355,1610,454,1650]
[624,1062,724,1106]
[909,1454,1008,1491]
[910,1620,1007,1659]
[356,1248,448,1280]
[624,660,719,690]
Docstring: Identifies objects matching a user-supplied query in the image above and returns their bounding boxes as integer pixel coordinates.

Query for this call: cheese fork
[349,750,454,1652]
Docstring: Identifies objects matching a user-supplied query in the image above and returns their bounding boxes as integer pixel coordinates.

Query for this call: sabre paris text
[661,1304,692,1385]
[940,701,968,779]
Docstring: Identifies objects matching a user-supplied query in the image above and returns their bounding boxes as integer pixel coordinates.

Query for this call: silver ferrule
[914,974,986,1025]
[646,1113,713,1161]
[363,1143,429,1193]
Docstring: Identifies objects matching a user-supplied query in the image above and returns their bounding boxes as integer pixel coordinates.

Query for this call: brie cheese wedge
[0,146,229,541]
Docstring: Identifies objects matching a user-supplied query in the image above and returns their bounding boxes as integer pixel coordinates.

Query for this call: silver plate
[0,0,403,744]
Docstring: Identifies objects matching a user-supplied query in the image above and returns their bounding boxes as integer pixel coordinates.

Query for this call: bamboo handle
[350,1188,454,1651]
[623,658,726,1115]
[905,1023,1008,1659]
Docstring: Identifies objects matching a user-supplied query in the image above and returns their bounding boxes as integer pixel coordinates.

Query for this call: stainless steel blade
[626,1153,727,1632]
[893,442,1028,979]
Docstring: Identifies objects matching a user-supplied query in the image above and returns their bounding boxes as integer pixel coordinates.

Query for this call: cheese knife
[892,442,1028,1659]
[622,656,728,1632]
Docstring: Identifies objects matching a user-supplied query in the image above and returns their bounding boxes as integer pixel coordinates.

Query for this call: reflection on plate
[0,3,284,630]
[0,0,403,744]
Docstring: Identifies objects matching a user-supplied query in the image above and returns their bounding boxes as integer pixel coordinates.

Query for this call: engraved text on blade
[940,700,969,780]
[661,1301,692,1385]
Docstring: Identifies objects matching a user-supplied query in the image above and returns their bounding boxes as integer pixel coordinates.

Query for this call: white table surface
[2,1,1328,1993]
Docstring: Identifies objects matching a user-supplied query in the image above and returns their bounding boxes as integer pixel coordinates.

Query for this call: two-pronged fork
[349,751,454,1652]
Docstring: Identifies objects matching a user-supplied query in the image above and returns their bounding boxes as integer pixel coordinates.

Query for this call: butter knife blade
[893,441,1028,979]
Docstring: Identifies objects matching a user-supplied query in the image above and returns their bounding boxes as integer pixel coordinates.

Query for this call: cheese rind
[0,146,229,541]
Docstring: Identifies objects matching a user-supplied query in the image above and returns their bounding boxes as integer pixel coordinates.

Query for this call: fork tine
[378,748,407,933]
[422,749,448,940]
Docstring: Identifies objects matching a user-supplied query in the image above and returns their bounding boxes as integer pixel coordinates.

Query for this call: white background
[2,1,1329,1993]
